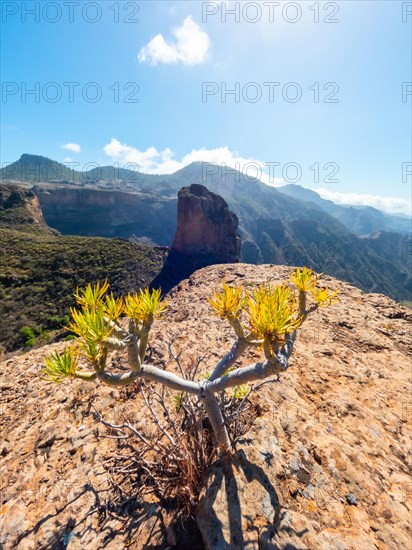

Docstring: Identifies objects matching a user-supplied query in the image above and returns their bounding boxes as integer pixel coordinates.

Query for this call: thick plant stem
[206,355,288,394]
[201,388,231,450]
[97,370,140,386]
[298,290,307,318]
[74,370,97,381]
[228,317,245,339]
[138,323,151,362]
[128,337,141,373]
[93,364,201,392]
[209,338,248,381]
[127,320,142,373]
[140,364,200,394]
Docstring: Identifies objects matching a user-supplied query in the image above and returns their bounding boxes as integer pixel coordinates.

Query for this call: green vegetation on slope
[1,154,141,189]
[1,154,82,183]
[0,229,165,352]
[0,185,53,234]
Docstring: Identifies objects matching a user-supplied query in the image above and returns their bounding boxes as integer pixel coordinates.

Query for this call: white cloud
[63,157,73,163]
[62,142,81,153]
[103,139,410,214]
[103,139,283,185]
[103,139,180,173]
[315,188,412,216]
[138,16,211,66]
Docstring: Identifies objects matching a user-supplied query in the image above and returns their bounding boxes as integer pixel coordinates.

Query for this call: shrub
[0,228,163,352]
[21,325,35,347]
[41,268,338,526]
[42,268,338,450]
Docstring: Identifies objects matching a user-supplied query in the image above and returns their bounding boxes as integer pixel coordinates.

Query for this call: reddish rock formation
[0,185,50,231]
[36,186,176,243]
[152,184,241,292]
[172,184,240,263]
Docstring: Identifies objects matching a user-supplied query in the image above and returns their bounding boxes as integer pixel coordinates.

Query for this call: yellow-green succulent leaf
[245,283,303,343]
[42,346,78,383]
[290,267,319,293]
[123,288,167,324]
[233,384,249,400]
[77,339,102,363]
[68,302,115,345]
[311,287,339,307]
[209,284,245,320]
[103,293,124,321]
[173,391,185,412]
[74,280,110,309]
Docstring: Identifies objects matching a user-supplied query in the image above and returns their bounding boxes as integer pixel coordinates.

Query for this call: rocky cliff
[1,264,411,549]
[172,183,241,262]
[0,186,167,354]
[37,187,177,244]
[0,185,52,233]
[152,184,240,292]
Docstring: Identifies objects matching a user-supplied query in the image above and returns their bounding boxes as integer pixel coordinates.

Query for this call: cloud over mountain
[316,187,411,216]
[103,139,283,185]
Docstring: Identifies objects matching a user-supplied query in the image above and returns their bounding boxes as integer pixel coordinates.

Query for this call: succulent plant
[42,268,338,450]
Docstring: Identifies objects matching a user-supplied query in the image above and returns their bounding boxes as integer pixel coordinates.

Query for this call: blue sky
[1,0,411,214]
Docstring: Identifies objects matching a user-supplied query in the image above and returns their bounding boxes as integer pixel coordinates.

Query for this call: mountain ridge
[2,155,410,236]
[1,155,411,303]
[278,183,411,235]
[2,154,410,233]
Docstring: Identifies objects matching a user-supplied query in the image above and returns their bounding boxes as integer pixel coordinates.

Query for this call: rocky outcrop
[152,184,241,292]
[172,184,240,262]
[36,187,177,244]
[1,264,411,549]
[0,185,51,231]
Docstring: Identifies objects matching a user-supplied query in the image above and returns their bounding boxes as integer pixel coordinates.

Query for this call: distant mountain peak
[1,154,73,184]
[19,153,56,163]
[278,183,411,236]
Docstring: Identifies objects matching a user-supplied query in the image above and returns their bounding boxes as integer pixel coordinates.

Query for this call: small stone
[255,403,264,417]
[289,481,299,497]
[1,444,10,457]
[346,493,357,505]
[312,448,322,465]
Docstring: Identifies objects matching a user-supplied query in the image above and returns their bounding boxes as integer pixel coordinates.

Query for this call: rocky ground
[1,264,411,549]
